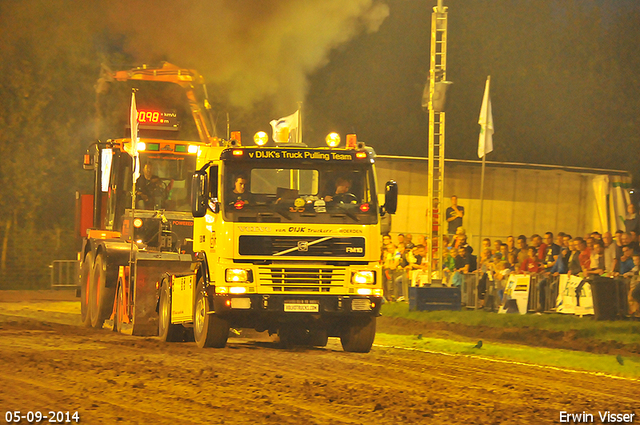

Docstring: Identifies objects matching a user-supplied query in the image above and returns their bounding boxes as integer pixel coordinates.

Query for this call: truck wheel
[159,279,184,342]
[80,252,94,327]
[193,282,229,348]
[308,328,329,347]
[340,316,376,353]
[90,252,115,329]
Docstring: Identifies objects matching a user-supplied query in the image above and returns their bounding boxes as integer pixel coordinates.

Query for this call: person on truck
[229,175,251,206]
[136,162,167,209]
[324,177,358,205]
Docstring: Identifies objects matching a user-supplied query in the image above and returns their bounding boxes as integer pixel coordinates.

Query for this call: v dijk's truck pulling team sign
[78,63,397,353]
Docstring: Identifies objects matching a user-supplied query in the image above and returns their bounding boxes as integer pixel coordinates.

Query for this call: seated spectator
[407,244,429,287]
[629,231,640,253]
[509,252,520,273]
[405,233,415,250]
[481,238,492,254]
[521,247,540,274]
[476,248,493,304]
[491,260,511,307]
[442,247,455,285]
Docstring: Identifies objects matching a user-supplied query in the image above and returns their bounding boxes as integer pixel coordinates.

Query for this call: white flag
[478,76,494,158]
[270,110,299,143]
[126,91,140,181]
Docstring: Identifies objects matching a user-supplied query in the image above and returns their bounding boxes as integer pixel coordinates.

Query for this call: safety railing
[50,260,80,290]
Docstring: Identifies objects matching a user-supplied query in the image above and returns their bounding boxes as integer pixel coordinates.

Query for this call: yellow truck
[80,63,397,353]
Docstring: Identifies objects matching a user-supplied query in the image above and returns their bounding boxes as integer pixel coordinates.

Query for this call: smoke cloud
[1,0,389,114]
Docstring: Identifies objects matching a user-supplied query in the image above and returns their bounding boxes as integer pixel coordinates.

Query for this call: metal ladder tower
[425,0,448,283]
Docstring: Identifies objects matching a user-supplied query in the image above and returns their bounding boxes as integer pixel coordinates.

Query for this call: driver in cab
[324,177,357,205]
[136,162,169,209]
[229,175,251,206]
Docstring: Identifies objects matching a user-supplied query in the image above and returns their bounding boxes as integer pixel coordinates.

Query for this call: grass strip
[381,303,640,345]
[374,332,640,380]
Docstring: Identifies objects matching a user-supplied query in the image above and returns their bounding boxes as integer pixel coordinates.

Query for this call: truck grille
[239,236,365,257]
[258,267,347,292]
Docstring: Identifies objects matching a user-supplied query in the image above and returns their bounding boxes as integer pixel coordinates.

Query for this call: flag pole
[478,75,491,251]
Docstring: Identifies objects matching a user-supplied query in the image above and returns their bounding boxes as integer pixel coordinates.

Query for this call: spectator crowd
[380,202,640,318]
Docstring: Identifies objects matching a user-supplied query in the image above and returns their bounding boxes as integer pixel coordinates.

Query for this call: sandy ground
[0,291,638,424]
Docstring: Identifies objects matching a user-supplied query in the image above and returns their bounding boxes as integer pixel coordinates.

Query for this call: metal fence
[50,260,80,290]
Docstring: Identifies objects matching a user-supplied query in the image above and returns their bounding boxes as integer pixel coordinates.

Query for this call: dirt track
[0,292,638,424]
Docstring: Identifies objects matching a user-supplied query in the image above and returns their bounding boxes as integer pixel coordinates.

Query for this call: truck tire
[308,328,329,347]
[158,279,185,342]
[340,316,376,353]
[80,252,94,327]
[193,282,229,348]
[89,252,116,329]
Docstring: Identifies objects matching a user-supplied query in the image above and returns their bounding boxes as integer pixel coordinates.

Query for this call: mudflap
[106,252,193,336]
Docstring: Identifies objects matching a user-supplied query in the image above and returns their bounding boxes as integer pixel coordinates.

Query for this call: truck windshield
[223,162,378,224]
[135,153,196,211]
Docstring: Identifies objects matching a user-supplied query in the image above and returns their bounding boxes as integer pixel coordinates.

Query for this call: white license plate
[284,302,319,312]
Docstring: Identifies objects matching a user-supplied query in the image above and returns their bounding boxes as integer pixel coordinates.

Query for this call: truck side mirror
[83,151,95,171]
[382,180,398,215]
[191,171,208,218]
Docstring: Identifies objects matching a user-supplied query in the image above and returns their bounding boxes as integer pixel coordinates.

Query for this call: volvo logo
[297,241,309,252]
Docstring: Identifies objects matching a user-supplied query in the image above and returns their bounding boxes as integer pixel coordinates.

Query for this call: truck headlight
[225,268,252,283]
[352,270,375,285]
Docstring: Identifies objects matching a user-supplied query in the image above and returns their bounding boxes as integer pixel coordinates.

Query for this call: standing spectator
[381,243,400,299]
[537,235,566,313]
[481,238,492,254]
[396,233,405,246]
[602,232,617,276]
[516,235,529,266]
[585,240,605,277]
[624,203,640,235]
[577,238,591,273]
[629,231,640,253]
[446,195,465,236]
[506,235,517,259]
[566,239,582,276]
[615,245,635,276]
[575,241,605,306]
[541,232,561,272]
[499,243,510,267]
[394,243,410,301]
[408,245,428,286]
[531,234,546,260]
[627,254,640,317]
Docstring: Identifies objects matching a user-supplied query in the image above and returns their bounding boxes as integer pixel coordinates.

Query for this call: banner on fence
[555,274,594,315]
[499,274,530,314]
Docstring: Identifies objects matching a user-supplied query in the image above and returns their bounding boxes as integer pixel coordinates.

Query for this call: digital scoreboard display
[137,109,178,127]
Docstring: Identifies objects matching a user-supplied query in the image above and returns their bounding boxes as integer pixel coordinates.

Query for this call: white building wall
[375,156,630,249]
